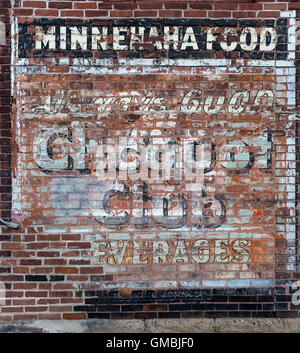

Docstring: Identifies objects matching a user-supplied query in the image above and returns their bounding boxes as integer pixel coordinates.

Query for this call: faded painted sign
[12,14,296,289]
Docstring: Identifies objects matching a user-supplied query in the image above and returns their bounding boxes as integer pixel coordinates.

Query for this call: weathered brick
[48,2,72,9]
[1,0,299,324]
[23,1,46,8]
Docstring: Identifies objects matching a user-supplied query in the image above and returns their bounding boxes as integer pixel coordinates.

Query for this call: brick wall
[0,0,11,223]
[0,0,299,321]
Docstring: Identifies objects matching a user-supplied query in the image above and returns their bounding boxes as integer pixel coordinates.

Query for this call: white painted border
[11,17,21,215]
[15,59,295,73]
[284,10,297,271]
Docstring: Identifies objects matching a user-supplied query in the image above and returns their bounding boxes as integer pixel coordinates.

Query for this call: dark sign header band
[18,18,288,60]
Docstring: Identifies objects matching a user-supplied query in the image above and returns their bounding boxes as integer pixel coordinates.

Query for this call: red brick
[6,291,24,298]
[208,11,232,18]
[62,251,80,257]
[31,268,53,274]
[189,3,212,10]
[37,234,60,241]
[159,10,183,17]
[144,304,168,311]
[20,259,42,266]
[26,242,49,249]
[69,259,90,265]
[134,10,158,17]
[13,314,38,321]
[114,3,138,10]
[0,1,10,9]
[288,3,300,10]
[45,259,67,265]
[13,267,29,274]
[35,9,59,16]
[61,298,83,304]
[38,313,62,320]
[0,275,23,282]
[2,307,24,313]
[13,283,37,290]
[184,11,207,17]
[37,251,60,257]
[12,299,35,306]
[25,291,48,297]
[13,251,35,258]
[138,3,163,10]
[53,283,75,290]
[66,276,89,281]
[164,2,187,10]
[13,9,33,15]
[232,11,257,18]
[84,10,109,17]
[214,3,239,10]
[48,2,72,9]
[63,313,86,320]
[49,291,74,298]
[37,299,59,305]
[264,4,287,10]
[38,283,51,290]
[60,10,84,17]
[257,11,281,18]
[0,9,9,16]
[25,306,48,312]
[55,267,78,274]
[109,10,133,17]
[2,243,23,250]
[61,234,81,241]
[0,315,13,321]
[80,267,104,274]
[49,306,73,312]
[239,3,263,10]
[67,242,91,249]
[97,2,113,10]
[74,2,97,10]
[23,1,46,8]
